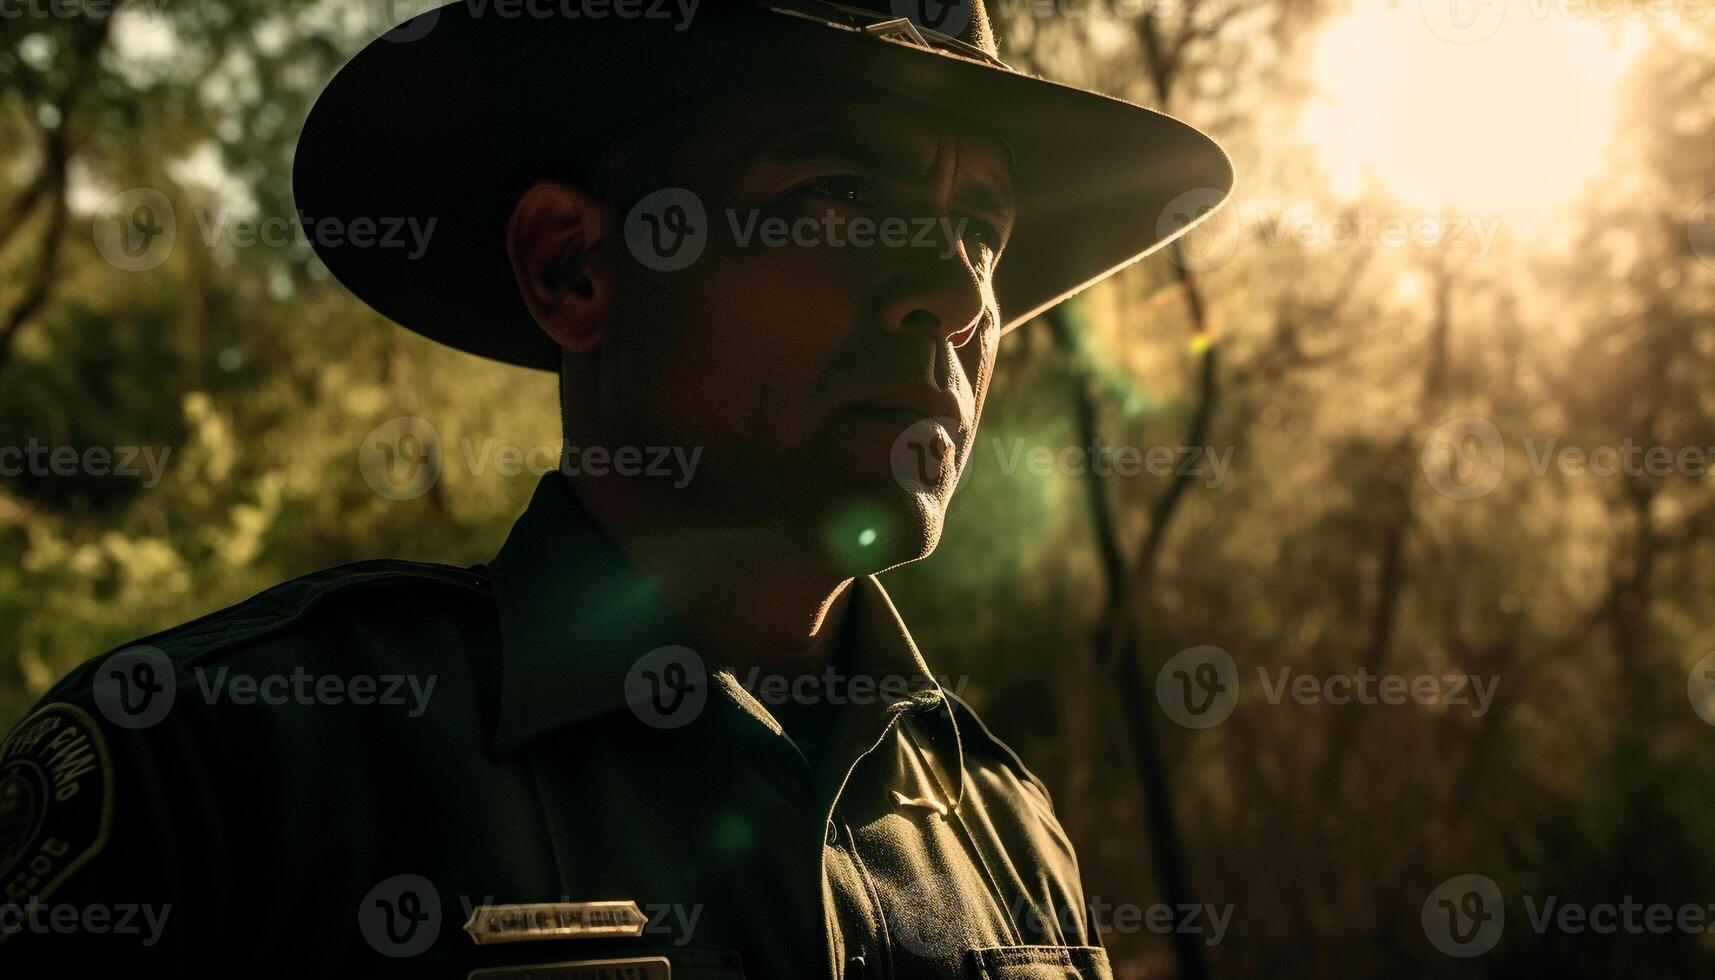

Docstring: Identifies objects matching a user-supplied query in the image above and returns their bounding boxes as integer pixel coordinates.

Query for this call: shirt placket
[712,667,922,979]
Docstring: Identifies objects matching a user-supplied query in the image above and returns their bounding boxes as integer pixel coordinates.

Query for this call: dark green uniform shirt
[0,474,1108,979]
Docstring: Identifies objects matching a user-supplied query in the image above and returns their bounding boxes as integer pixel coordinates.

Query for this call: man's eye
[960,217,1002,263]
[799,175,874,205]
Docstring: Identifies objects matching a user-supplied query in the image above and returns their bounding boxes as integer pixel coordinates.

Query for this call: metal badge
[464,901,649,945]
[889,788,950,817]
[467,956,670,980]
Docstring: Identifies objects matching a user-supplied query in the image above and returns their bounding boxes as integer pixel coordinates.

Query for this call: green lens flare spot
[823,500,897,572]
[708,809,755,862]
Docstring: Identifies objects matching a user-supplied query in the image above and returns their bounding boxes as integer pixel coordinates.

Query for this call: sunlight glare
[1302,4,1641,224]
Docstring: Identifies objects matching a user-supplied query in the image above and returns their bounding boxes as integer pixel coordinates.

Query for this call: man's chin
[814,484,946,578]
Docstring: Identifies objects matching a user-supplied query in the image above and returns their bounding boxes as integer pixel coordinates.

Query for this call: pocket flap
[964,945,1112,979]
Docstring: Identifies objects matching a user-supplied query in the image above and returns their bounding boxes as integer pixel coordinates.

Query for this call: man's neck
[561,472,856,677]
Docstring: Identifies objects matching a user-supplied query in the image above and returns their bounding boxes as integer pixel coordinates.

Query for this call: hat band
[756,0,1012,70]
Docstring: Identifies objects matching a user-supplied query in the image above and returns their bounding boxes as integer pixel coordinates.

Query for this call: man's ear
[506,180,616,352]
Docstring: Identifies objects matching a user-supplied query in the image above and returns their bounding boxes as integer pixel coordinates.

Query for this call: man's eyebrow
[755,116,1017,220]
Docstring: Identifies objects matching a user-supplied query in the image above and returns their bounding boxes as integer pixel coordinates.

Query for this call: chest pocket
[964,945,1113,980]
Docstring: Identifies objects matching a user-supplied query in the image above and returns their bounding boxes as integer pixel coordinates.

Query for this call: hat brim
[292,2,1234,370]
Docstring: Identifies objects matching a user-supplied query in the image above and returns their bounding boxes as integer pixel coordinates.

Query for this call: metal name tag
[467,956,670,980]
[464,901,649,945]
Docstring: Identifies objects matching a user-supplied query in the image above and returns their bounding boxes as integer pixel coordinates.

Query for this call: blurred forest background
[5,0,1715,976]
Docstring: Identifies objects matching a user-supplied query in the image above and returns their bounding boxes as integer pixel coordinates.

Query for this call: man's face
[594,84,1016,576]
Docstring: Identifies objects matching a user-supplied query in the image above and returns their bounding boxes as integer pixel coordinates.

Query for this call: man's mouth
[837,385,971,441]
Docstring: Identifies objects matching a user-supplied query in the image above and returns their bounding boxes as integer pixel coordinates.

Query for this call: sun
[1301,2,1645,225]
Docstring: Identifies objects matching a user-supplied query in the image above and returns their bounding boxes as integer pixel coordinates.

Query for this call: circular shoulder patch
[0,703,115,924]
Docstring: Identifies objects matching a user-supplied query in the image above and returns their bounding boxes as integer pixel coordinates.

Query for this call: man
[0,0,1229,975]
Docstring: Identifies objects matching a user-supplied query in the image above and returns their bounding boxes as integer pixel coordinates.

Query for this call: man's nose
[877,243,989,346]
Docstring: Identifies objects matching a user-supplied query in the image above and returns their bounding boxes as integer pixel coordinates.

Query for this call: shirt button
[845,955,867,978]
[825,821,839,846]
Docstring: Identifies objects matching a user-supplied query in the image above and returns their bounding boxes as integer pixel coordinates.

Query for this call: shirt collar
[488,474,691,756]
[837,567,967,809]
[487,473,966,806]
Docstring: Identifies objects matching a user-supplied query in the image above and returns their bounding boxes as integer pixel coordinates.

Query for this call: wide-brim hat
[293,0,1234,370]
